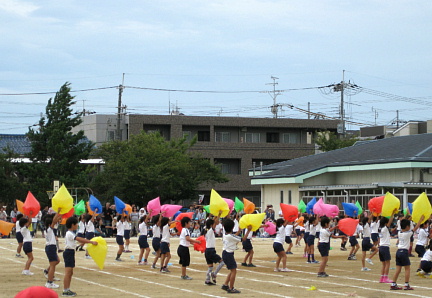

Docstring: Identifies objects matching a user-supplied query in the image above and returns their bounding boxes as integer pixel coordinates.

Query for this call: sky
[1,0,431,134]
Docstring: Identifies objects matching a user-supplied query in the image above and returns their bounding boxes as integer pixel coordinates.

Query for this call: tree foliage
[0,149,26,205]
[315,131,358,152]
[21,82,94,205]
[91,131,228,204]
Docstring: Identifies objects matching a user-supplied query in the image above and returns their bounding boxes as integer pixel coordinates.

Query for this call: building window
[220,163,230,174]
[245,133,260,143]
[288,190,292,204]
[107,130,115,141]
[282,133,298,144]
[266,132,279,143]
[215,132,230,142]
[183,131,192,141]
[214,158,241,174]
[198,131,210,142]
[280,191,284,204]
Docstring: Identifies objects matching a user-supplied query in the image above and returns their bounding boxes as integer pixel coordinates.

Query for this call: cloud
[0,0,38,17]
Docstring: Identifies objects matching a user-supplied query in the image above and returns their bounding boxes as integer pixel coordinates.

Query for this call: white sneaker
[361,267,371,271]
[280,268,290,272]
[274,268,281,272]
[85,255,92,259]
[45,282,60,289]
[366,258,374,265]
[22,270,34,276]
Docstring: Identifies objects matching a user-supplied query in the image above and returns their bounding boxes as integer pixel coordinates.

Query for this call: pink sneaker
[383,277,393,283]
[379,276,384,283]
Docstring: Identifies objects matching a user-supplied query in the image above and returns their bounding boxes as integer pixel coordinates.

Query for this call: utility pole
[308,102,311,119]
[333,70,346,137]
[266,76,281,118]
[116,73,125,141]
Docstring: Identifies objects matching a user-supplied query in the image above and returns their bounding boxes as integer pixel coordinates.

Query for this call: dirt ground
[1,235,432,298]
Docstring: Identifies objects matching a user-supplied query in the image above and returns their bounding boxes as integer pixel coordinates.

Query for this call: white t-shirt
[421,250,432,262]
[139,222,148,236]
[285,224,294,236]
[304,221,310,233]
[116,221,125,236]
[319,228,332,243]
[161,225,170,243]
[274,226,286,244]
[309,223,317,236]
[124,221,131,231]
[215,223,222,235]
[45,227,57,246]
[371,221,379,234]
[379,226,391,247]
[244,229,253,240]
[179,227,191,247]
[205,228,216,248]
[153,225,161,238]
[223,233,241,253]
[21,226,32,243]
[233,219,239,233]
[85,221,95,233]
[398,231,413,250]
[64,230,76,250]
[15,221,21,233]
[316,222,322,232]
[417,228,429,246]
[363,223,371,238]
[78,221,85,234]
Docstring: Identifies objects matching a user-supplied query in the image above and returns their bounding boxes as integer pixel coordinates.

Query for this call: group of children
[13,205,432,296]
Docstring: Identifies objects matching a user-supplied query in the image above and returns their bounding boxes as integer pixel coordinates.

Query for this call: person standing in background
[130,206,140,237]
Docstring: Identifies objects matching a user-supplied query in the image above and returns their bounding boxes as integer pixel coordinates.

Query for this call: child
[15,213,24,258]
[241,223,256,267]
[124,215,132,253]
[160,216,172,273]
[303,215,310,257]
[306,215,319,264]
[347,223,361,260]
[221,218,242,294]
[151,214,162,269]
[285,221,295,254]
[360,216,378,271]
[19,216,34,275]
[378,210,396,283]
[84,212,96,259]
[273,218,290,272]
[115,214,125,261]
[137,214,151,265]
[390,215,424,290]
[415,221,429,258]
[75,215,86,252]
[418,240,432,276]
[191,222,201,238]
[203,212,224,285]
[177,216,201,280]
[62,216,98,297]
[43,212,62,289]
[294,215,304,247]
[317,216,339,277]
[370,216,379,247]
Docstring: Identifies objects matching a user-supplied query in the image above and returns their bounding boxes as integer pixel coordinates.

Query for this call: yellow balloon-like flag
[87,237,107,270]
[381,192,400,217]
[239,213,265,231]
[209,189,230,217]
[412,193,431,224]
[51,184,74,215]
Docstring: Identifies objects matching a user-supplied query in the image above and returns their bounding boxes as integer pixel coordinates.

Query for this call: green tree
[315,131,358,152]
[22,82,94,206]
[91,131,228,204]
[0,149,26,206]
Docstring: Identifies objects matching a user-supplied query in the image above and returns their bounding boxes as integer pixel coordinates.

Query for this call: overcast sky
[1,0,431,134]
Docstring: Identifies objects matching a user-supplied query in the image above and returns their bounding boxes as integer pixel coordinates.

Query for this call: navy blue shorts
[53,228,58,237]
[160,241,170,254]
[138,235,149,249]
[222,250,237,270]
[23,242,32,254]
[349,236,358,247]
[315,232,320,239]
[420,260,432,273]
[124,230,130,240]
[371,233,379,243]
[379,246,391,262]
[318,242,330,257]
[16,232,23,243]
[242,239,253,252]
[45,245,58,262]
[76,232,84,238]
[307,234,315,246]
[273,242,284,253]
[63,249,75,268]
[415,245,426,258]
[410,234,414,243]
[285,236,292,244]
[295,229,301,236]
[85,232,94,240]
[362,238,373,251]
[177,245,190,267]
[303,232,309,244]
[339,231,346,236]
[152,237,161,251]
[395,249,410,266]
[205,247,222,264]
[116,235,124,246]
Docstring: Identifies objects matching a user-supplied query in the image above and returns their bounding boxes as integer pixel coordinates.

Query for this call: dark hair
[275,218,285,228]
[223,218,234,233]
[320,216,330,227]
[181,216,191,227]
[206,218,214,230]
[66,217,78,229]
[151,214,160,225]
[379,217,389,229]
[19,217,28,228]
[16,213,23,221]
[361,217,369,226]
[161,217,169,227]
[428,239,432,251]
[400,219,410,230]
[117,215,123,221]
[85,214,92,223]
[44,215,54,231]
[139,216,147,224]
[309,215,316,223]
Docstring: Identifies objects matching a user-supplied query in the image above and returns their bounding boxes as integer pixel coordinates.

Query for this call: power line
[0,86,118,96]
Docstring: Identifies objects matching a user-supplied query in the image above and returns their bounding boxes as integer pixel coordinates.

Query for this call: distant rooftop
[0,134,31,155]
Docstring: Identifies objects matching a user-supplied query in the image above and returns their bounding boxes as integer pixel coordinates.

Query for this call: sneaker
[43,269,49,278]
[286,251,293,254]
[181,275,192,280]
[78,248,85,251]
[303,254,307,258]
[15,254,23,258]
[306,261,312,264]
[53,277,61,281]
[417,270,426,277]
[124,250,132,253]
[75,246,79,252]
[247,263,256,267]
[205,280,216,285]
[152,251,156,255]
[351,255,357,260]
[404,285,414,290]
[311,260,320,264]
[390,285,402,290]
[211,272,217,283]
[151,264,158,269]
[221,284,229,291]
[274,268,281,272]
[241,262,248,267]
[138,262,145,265]
[280,268,290,272]
[22,270,34,276]
[317,272,329,277]
[361,267,371,271]
[85,255,92,259]
[160,268,170,273]
[383,277,393,283]
[115,258,123,262]
[62,289,77,297]
[45,282,59,289]
[227,288,241,294]
[366,258,374,265]
[340,247,347,251]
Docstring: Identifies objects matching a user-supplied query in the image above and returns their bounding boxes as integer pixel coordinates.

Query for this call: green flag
[355,201,363,216]
[234,197,244,212]
[74,199,86,216]
[203,205,211,214]
[298,200,306,213]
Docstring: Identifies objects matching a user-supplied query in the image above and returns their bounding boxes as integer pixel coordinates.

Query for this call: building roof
[0,134,31,155]
[251,133,432,182]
